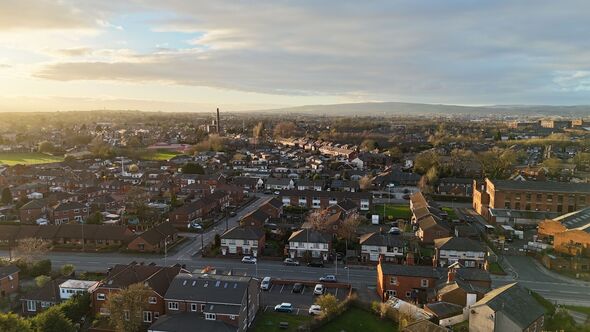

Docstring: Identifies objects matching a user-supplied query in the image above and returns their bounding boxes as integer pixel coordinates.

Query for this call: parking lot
[261,280,350,315]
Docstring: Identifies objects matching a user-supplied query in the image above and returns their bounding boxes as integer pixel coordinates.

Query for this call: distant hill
[251,102,590,117]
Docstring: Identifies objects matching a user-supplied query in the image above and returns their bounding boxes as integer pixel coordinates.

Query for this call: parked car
[319,275,337,283]
[241,256,257,264]
[307,260,324,268]
[388,227,401,235]
[313,284,325,295]
[283,258,300,266]
[189,222,203,231]
[274,303,293,313]
[292,283,304,293]
[308,305,322,315]
[274,191,280,195]
[229,211,237,217]
[260,277,271,291]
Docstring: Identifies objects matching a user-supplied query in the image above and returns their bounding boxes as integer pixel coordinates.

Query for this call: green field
[252,311,311,332]
[442,207,458,220]
[321,308,397,332]
[0,152,64,166]
[140,150,182,161]
[373,204,412,220]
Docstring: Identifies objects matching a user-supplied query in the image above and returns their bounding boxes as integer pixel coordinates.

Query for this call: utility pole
[164,235,170,265]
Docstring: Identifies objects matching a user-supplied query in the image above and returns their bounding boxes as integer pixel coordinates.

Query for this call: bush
[61,293,91,323]
[30,260,52,277]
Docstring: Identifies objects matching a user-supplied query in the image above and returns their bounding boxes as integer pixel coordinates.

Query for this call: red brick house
[92,263,188,323]
[127,222,179,253]
[49,201,89,224]
[19,199,47,223]
[0,265,19,297]
[169,191,230,229]
[377,262,443,304]
[417,216,451,244]
[239,209,270,228]
[258,197,283,218]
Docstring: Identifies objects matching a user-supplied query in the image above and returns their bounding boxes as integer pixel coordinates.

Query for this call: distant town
[0,109,587,332]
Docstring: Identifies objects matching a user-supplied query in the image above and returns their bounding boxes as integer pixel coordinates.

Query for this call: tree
[252,122,265,143]
[16,238,51,263]
[273,121,297,138]
[106,283,152,332]
[1,187,12,204]
[86,211,103,225]
[477,148,516,179]
[494,131,502,141]
[0,312,32,332]
[360,139,378,151]
[60,293,91,323]
[413,150,439,174]
[60,264,75,277]
[31,306,76,332]
[338,213,362,241]
[542,158,564,178]
[358,175,373,190]
[315,293,339,316]
[425,166,439,184]
[35,275,51,288]
[38,141,55,154]
[306,210,329,231]
[181,162,204,174]
[387,147,402,162]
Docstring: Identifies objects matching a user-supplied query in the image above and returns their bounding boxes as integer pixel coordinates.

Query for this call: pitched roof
[360,232,404,247]
[380,264,443,279]
[221,226,264,240]
[491,179,590,194]
[164,273,251,308]
[21,278,64,303]
[134,222,178,245]
[0,265,19,279]
[20,199,47,210]
[147,313,236,332]
[424,301,463,319]
[473,283,544,329]
[288,229,330,243]
[263,197,283,209]
[434,237,485,252]
[100,263,185,296]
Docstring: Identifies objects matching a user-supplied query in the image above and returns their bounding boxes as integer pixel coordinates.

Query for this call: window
[154,312,159,320]
[168,302,179,310]
[390,276,398,285]
[421,279,429,287]
[405,291,412,298]
[143,311,152,323]
[148,297,157,304]
[190,303,198,312]
[547,194,553,202]
[205,313,216,320]
[97,293,106,301]
[27,300,36,312]
[201,304,206,312]
[230,315,236,320]
[41,302,51,308]
[124,310,130,321]
[386,290,396,298]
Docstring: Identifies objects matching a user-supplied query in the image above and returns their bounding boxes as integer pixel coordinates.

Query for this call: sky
[0,0,589,112]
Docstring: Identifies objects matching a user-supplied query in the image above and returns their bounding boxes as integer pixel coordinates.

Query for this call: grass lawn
[252,311,312,332]
[488,262,506,275]
[140,149,182,161]
[0,152,63,166]
[320,308,397,332]
[374,204,412,220]
[564,305,590,316]
[442,207,458,220]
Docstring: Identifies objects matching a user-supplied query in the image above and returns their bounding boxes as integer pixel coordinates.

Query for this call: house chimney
[447,268,456,283]
[406,252,414,266]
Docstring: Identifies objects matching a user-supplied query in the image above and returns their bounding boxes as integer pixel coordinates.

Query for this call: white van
[260,277,272,291]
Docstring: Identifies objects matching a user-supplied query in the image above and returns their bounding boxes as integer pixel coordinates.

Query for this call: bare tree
[15,238,51,263]
[338,212,362,241]
[359,175,373,190]
[306,210,329,231]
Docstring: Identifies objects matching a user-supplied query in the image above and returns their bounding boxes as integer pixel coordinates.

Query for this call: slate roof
[360,232,404,247]
[221,226,264,240]
[336,199,358,212]
[491,179,590,193]
[164,273,251,309]
[288,229,330,243]
[380,264,443,278]
[434,237,485,252]
[21,278,64,303]
[474,283,545,329]
[52,201,85,212]
[241,209,270,223]
[0,265,19,279]
[135,222,178,245]
[554,207,590,231]
[424,301,463,319]
[20,199,47,210]
[101,263,186,297]
[148,313,236,332]
[263,197,283,209]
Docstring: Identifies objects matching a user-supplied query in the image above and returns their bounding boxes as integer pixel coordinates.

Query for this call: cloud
[53,48,94,57]
[0,0,90,30]
[24,0,590,104]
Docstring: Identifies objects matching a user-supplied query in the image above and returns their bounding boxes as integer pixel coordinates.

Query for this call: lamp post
[344,266,350,284]
[164,235,171,265]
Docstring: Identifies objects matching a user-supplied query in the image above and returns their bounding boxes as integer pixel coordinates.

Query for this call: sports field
[0,152,64,166]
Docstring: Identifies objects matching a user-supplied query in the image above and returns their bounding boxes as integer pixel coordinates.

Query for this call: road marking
[280,285,285,293]
[335,288,338,297]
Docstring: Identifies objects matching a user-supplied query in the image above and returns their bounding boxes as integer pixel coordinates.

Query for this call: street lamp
[344,266,350,284]
[164,235,171,265]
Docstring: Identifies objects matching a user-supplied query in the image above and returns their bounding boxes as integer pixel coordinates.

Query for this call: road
[492,255,590,306]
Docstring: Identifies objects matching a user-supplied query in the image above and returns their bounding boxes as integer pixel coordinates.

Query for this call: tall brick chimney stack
[216,108,221,134]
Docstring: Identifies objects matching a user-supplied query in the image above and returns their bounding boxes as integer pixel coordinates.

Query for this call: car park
[308,305,322,315]
[241,256,257,264]
[260,277,271,290]
[283,258,300,266]
[274,303,293,313]
[292,283,304,293]
[319,275,337,283]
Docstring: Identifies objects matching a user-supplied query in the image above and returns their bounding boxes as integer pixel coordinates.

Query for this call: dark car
[292,283,304,293]
[307,261,324,268]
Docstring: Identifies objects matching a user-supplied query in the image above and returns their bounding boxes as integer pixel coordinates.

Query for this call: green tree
[38,141,55,154]
[60,293,91,323]
[60,264,75,277]
[387,147,402,162]
[414,150,439,174]
[106,283,152,332]
[478,148,516,179]
[181,162,204,174]
[542,158,564,177]
[86,212,103,225]
[315,293,339,316]
[0,312,32,332]
[35,275,51,288]
[31,306,76,332]
[360,139,378,151]
[1,187,12,204]
[425,166,439,184]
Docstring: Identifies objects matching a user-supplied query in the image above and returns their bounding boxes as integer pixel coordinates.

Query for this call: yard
[487,262,506,275]
[0,152,63,166]
[373,204,412,220]
[441,207,458,220]
[320,307,397,332]
[252,311,312,332]
[139,149,182,161]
